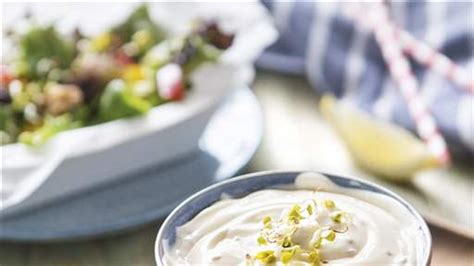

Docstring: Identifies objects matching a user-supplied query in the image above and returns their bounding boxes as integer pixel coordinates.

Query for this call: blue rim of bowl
[155,170,432,265]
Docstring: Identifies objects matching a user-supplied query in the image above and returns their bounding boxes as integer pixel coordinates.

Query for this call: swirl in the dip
[164,176,420,265]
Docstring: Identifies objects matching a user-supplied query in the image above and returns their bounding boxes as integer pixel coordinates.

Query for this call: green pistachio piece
[330,211,345,223]
[255,250,275,264]
[308,250,320,263]
[288,204,303,223]
[323,230,336,242]
[324,200,335,210]
[257,236,267,246]
[263,216,272,225]
[281,236,292,248]
[280,250,294,264]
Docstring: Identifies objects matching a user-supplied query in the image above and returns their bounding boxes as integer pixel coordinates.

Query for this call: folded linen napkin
[258,1,473,156]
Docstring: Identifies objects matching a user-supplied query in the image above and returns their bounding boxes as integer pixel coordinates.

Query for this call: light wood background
[1,72,472,265]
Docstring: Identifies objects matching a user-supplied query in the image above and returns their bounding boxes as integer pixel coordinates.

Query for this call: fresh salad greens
[0,5,234,146]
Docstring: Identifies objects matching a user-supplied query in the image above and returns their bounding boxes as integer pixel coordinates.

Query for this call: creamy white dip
[163,173,424,265]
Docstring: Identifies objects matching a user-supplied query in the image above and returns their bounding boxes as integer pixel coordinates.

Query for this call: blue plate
[0,87,263,242]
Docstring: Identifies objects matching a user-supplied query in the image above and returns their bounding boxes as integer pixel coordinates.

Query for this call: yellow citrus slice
[319,94,440,181]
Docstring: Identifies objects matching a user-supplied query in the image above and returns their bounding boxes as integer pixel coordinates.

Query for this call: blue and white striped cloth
[258,1,473,156]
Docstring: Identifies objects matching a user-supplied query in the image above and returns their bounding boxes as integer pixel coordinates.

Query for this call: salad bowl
[1,2,277,214]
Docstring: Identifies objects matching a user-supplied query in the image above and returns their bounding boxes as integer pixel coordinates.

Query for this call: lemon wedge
[319,94,440,181]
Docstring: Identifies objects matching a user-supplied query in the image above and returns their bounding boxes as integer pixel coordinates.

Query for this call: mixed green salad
[0,5,234,146]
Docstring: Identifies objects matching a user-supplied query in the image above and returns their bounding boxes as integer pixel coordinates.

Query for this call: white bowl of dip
[155,171,432,265]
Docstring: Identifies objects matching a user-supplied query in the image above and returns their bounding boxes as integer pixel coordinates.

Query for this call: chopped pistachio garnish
[250,198,350,265]
[313,233,323,249]
[263,216,273,229]
[306,203,314,215]
[257,236,267,246]
[323,230,336,242]
[308,250,320,263]
[330,211,345,223]
[280,251,293,264]
[263,216,272,225]
[281,246,301,264]
[324,199,335,210]
[255,250,276,264]
[280,248,296,264]
[288,204,303,223]
[281,236,292,248]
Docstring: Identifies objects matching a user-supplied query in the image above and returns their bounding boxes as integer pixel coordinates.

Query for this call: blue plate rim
[0,87,263,242]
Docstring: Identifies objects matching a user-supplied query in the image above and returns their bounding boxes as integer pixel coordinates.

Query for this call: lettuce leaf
[18,114,81,146]
[112,5,164,48]
[98,79,151,122]
[18,25,75,79]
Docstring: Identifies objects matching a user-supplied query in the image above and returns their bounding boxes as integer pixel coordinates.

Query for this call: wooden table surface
[1,72,472,265]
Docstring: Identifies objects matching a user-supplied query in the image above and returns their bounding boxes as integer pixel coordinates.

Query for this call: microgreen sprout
[306,204,314,215]
[323,230,336,242]
[308,250,320,264]
[330,211,345,223]
[313,235,323,249]
[281,236,292,248]
[250,198,350,265]
[255,250,275,264]
[288,204,303,223]
[257,236,267,246]
[280,250,293,264]
[263,216,272,225]
[324,199,335,210]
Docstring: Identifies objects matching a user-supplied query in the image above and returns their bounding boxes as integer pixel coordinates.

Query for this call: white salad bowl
[1,2,277,214]
[2,64,237,215]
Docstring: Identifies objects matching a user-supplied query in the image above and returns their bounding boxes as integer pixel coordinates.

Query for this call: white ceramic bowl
[1,2,277,214]
[1,64,239,215]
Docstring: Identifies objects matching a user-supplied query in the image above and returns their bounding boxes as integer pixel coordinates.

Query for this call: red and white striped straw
[344,2,473,94]
[345,1,451,165]
[397,29,474,94]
